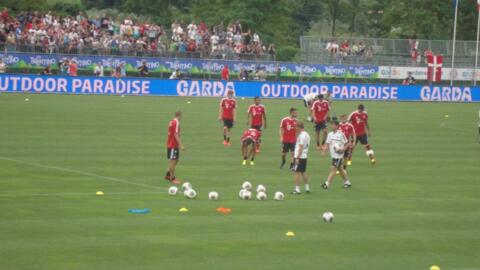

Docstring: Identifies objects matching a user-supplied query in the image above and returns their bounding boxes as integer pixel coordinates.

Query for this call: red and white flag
[427,54,443,83]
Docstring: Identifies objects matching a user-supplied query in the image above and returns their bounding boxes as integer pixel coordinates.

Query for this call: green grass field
[0,93,479,270]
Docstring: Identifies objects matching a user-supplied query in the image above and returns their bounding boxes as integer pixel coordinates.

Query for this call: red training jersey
[348,111,369,136]
[247,104,266,127]
[241,129,261,143]
[339,122,356,142]
[167,118,180,148]
[220,98,237,120]
[311,100,330,123]
[280,117,297,143]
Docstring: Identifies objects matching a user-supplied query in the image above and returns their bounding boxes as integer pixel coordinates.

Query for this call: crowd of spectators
[0,8,272,60]
[325,39,373,60]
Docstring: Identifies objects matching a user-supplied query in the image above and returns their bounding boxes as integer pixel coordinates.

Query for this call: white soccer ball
[333,143,344,154]
[182,182,192,191]
[239,189,246,198]
[256,184,266,193]
[208,191,219,200]
[184,189,197,199]
[241,190,252,200]
[256,191,267,201]
[168,186,178,196]
[322,212,334,223]
[242,181,252,190]
[274,191,285,201]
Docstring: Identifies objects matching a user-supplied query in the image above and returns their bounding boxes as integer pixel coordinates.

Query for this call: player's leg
[292,172,302,194]
[323,159,341,189]
[280,143,287,169]
[315,124,321,149]
[242,142,248,165]
[360,135,375,164]
[301,159,310,193]
[249,143,256,165]
[339,165,352,189]
[321,126,328,146]
[289,145,295,169]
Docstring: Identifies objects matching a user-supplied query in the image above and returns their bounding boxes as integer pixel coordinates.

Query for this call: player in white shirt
[303,92,319,122]
[322,120,352,189]
[291,121,311,195]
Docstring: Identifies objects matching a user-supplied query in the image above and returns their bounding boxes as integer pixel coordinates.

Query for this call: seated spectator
[94,62,104,77]
[39,64,52,75]
[0,59,6,73]
[169,69,181,79]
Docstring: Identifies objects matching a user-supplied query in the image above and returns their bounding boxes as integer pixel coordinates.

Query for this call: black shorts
[293,158,307,173]
[315,121,327,132]
[282,142,295,153]
[251,125,262,131]
[242,138,256,146]
[332,158,343,168]
[223,119,234,129]
[167,148,179,160]
[356,135,369,145]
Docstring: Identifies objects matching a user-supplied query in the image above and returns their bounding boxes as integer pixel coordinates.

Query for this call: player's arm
[174,133,186,151]
[246,109,251,126]
[218,103,223,121]
[279,122,284,142]
[366,120,371,137]
[263,111,267,129]
[310,104,316,122]
[233,107,236,123]
[351,128,357,148]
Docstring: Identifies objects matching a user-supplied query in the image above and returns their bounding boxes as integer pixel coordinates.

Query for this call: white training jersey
[295,130,310,159]
[326,130,348,159]
[303,92,318,103]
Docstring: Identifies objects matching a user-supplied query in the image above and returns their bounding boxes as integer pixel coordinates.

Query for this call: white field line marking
[0,191,163,197]
[0,157,161,190]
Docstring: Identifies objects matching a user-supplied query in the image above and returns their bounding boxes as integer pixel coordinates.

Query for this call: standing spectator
[268,44,276,61]
[221,65,229,80]
[120,63,126,77]
[239,68,249,81]
[402,72,416,85]
[94,62,104,77]
[113,64,122,78]
[69,59,78,76]
[138,60,149,76]
[0,59,6,73]
[410,49,419,66]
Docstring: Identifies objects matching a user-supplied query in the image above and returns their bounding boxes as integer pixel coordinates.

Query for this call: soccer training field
[0,93,479,270]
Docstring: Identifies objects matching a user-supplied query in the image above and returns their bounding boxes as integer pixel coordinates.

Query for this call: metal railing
[300,36,479,67]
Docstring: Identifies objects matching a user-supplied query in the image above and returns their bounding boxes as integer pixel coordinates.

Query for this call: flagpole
[474,5,480,86]
[451,0,459,86]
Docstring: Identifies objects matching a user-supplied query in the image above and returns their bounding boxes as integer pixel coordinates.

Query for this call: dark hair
[318,94,324,100]
[254,96,260,100]
[289,107,297,114]
[358,104,365,110]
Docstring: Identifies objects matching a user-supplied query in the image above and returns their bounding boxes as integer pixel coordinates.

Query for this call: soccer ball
[242,181,252,190]
[256,184,266,193]
[208,191,219,200]
[168,186,178,196]
[182,182,192,191]
[333,143,344,154]
[239,189,246,198]
[256,191,267,201]
[241,190,252,200]
[322,212,334,223]
[184,189,197,199]
[274,191,285,201]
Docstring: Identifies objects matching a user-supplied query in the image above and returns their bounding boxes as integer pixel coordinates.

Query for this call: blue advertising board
[0,52,379,79]
[0,74,479,102]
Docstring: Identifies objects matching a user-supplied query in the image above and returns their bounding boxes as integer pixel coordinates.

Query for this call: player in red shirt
[279,108,298,169]
[348,104,376,164]
[165,111,186,184]
[247,97,267,152]
[219,90,237,146]
[310,94,331,149]
[241,128,261,166]
[221,65,229,80]
[339,114,356,169]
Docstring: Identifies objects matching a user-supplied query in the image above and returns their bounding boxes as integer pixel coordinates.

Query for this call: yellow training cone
[285,231,295,237]
[96,191,104,196]
[430,266,440,270]
[179,207,189,213]
[444,115,449,118]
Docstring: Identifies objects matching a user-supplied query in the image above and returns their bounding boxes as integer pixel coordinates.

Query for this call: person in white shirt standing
[322,120,352,189]
[303,92,319,122]
[291,121,311,195]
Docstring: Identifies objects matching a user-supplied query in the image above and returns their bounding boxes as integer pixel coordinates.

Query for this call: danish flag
[427,54,443,83]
